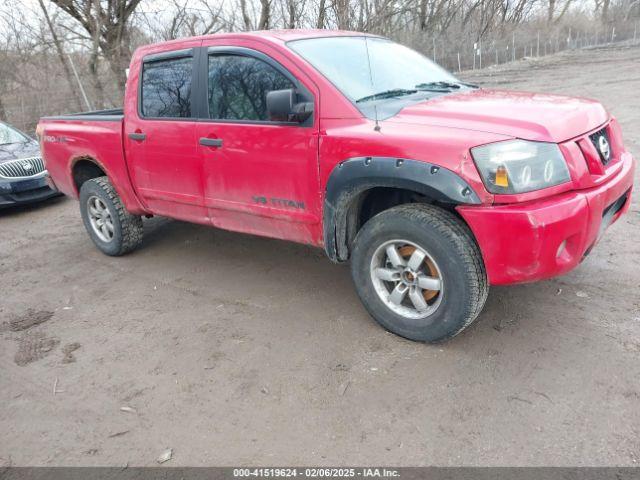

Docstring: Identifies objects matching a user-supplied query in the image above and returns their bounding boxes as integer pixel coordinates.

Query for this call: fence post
[537,31,540,56]
[512,32,515,61]
[473,44,476,70]
[473,43,476,70]
[20,96,26,131]
[611,27,615,42]
[457,52,461,72]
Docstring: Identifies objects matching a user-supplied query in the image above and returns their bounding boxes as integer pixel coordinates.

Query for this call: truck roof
[134,29,374,57]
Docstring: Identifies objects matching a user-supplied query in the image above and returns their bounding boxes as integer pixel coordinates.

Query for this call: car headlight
[470,140,571,194]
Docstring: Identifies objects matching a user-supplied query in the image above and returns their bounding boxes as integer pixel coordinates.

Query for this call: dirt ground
[1,42,639,467]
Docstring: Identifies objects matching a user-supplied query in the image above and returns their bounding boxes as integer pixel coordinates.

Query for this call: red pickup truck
[38,30,635,342]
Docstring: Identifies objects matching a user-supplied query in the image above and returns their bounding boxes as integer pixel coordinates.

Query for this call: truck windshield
[0,123,28,145]
[288,36,461,103]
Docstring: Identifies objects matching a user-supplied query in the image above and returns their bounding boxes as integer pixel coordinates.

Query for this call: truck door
[125,47,207,224]
[195,44,321,245]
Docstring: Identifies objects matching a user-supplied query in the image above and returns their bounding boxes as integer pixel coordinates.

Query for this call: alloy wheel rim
[370,240,443,320]
[87,196,115,243]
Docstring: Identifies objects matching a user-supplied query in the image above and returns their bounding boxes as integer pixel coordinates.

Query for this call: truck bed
[38,109,145,214]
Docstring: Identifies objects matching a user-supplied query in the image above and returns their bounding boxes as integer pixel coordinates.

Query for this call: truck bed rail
[41,109,124,122]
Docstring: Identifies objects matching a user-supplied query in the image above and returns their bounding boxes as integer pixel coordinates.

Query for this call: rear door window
[141,56,193,118]
[207,54,294,121]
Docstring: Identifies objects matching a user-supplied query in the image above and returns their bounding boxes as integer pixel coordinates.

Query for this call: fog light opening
[556,240,567,259]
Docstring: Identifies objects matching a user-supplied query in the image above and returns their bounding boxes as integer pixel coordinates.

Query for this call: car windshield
[288,36,461,103]
[0,123,28,145]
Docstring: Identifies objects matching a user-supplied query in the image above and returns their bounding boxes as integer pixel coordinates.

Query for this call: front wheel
[350,204,488,342]
[79,176,143,256]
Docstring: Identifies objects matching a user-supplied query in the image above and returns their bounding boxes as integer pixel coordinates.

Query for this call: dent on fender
[323,156,482,262]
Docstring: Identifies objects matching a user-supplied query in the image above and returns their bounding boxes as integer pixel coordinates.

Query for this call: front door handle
[128,132,146,141]
[199,137,223,148]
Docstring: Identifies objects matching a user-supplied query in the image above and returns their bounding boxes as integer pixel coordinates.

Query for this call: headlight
[470,140,571,194]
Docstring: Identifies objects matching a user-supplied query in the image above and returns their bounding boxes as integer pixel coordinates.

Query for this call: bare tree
[548,0,575,23]
[334,0,351,29]
[316,0,326,28]
[49,0,143,93]
[601,0,611,22]
[37,0,84,111]
[136,0,227,40]
[258,0,271,29]
[623,0,640,19]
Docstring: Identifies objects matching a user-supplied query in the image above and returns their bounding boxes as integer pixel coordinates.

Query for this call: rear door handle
[199,137,223,148]
[128,132,146,141]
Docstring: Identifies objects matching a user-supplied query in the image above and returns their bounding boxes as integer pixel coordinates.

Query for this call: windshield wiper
[415,81,478,91]
[356,88,417,103]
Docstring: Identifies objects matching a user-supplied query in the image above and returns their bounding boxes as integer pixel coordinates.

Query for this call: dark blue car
[0,122,60,208]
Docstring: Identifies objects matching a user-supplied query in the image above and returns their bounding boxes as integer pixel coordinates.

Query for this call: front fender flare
[323,156,481,262]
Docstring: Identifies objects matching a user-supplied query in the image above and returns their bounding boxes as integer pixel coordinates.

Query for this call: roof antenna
[364,35,381,132]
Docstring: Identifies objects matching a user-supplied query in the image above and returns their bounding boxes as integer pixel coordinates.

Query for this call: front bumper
[458,152,636,285]
[0,172,61,208]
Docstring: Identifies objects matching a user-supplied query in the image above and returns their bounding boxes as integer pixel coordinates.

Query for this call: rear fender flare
[69,155,109,196]
[323,156,481,262]
[68,155,147,215]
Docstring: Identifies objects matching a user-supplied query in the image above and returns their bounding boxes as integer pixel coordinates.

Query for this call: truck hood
[389,89,609,143]
[0,140,40,163]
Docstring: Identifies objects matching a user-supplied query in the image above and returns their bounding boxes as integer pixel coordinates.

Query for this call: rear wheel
[350,204,488,342]
[79,176,143,256]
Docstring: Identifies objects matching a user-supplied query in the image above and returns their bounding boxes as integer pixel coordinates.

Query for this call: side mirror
[267,89,295,122]
[291,101,314,123]
[266,88,313,123]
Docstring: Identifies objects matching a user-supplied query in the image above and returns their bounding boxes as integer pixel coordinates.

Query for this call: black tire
[79,176,143,256]
[350,203,488,343]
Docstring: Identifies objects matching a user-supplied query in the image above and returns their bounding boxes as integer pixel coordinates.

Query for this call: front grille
[589,127,612,165]
[0,156,46,178]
